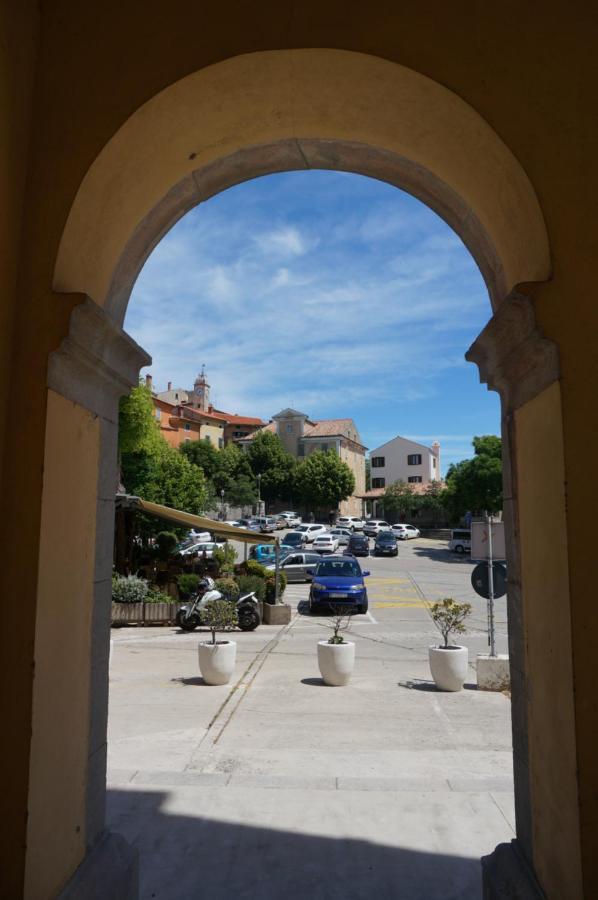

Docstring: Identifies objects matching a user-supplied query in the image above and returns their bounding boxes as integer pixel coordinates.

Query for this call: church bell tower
[191,366,210,412]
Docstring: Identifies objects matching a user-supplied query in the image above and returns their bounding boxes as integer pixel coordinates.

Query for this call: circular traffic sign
[471,562,507,599]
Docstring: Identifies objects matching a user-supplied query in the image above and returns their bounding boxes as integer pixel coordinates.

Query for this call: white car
[363,519,391,536]
[296,523,328,543]
[312,533,340,554]
[328,527,353,546]
[336,516,365,532]
[179,541,225,558]
[279,511,302,527]
[392,523,421,540]
[188,529,212,542]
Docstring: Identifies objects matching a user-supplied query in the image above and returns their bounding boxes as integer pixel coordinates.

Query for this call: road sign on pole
[471,561,507,600]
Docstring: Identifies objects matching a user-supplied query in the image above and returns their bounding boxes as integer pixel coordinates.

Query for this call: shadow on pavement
[300,677,326,687]
[108,787,485,899]
[411,546,474,566]
[171,675,206,686]
[399,679,478,692]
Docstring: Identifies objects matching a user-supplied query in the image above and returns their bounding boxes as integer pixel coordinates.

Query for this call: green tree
[118,382,161,454]
[180,438,221,480]
[294,450,355,510]
[443,435,502,518]
[181,439,257,508]
[382,480,421,521]
[246,431,296,502]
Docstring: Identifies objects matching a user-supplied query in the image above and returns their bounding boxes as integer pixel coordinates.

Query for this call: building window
[218,438,224,449]
[432,457,437,468]
[372,456,385,467]
[321,442,330,452]
[408,475,423,483]
[372,477,386,488]
[184,423,191,432]
[155,408,161,421]
[298,443,305,456]
[407,454,422,465]
[286,423,293,433]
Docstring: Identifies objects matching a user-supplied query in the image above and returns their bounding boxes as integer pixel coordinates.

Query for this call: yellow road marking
[367,577,411,584]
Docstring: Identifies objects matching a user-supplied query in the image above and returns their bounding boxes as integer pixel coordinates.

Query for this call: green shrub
[237,574,266,602]
[428,597,472,648]
[145,588,173,603]
[213,543,237,575]
[177,573,200,598]
[112,573,149,604]
[265,570,287,603]
[202,598,238,644]
[156,531,178,560]
[215,577,240,601]
[245,559,268,579]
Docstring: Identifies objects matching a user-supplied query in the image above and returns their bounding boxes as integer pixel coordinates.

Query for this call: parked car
[264,551,322,583]
[279,511,302,527]
[363,519,391,536]
[244,518,262,532]
[336,515,365,532]
[269,514,286,529]
[309,555,370,614]
[296,523,328,543]
[224,520,243,528]
[282,531,307,549]
[312,533,340,554]
[345,533,370,557]
[249,544,278,563]
[188,529,212,542]
[179,540,225,558]
[328,527,352,546]
[448,529,472,554]
[254,516,277,533]
[374,531,399,556]
[391,523,421,540]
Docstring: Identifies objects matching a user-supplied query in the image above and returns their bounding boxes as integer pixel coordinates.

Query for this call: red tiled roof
[212,409,266,426]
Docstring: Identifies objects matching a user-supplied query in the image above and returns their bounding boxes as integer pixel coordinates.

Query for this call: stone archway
[31,50,577,899]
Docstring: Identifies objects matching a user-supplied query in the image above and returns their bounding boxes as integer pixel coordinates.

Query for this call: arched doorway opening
[30,50,576,899]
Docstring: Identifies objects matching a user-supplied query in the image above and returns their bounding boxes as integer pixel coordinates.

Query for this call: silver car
[264,552,322,583]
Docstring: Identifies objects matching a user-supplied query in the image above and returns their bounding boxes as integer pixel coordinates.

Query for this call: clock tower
[191,366,210,412]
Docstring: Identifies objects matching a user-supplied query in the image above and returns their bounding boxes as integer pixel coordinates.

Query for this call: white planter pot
[317,640,355,686]
[429,645,469,691]
[198,640,237,685]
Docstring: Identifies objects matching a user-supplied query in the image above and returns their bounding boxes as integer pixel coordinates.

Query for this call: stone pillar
[467,294,582,898]
[24,298,149,900]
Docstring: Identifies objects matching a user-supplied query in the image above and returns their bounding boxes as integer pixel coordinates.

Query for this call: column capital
[48,297,151,422]
[466,293,559,412]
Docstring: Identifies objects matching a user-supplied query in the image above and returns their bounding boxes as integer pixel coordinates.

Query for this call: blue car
[250,544,294,563]
[309,555,369,615]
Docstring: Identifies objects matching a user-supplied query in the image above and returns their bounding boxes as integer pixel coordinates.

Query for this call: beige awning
[123,496,276,545]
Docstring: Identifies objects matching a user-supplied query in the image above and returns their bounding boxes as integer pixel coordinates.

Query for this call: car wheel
[358,602,368,614]
[455,545,465,554]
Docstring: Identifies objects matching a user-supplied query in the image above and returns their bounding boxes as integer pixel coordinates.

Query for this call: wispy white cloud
[126,171,497,464]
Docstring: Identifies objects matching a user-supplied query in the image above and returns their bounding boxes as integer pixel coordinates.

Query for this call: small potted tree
[428,598,472,691]
[197,598,239,685]
[317,606,355,686]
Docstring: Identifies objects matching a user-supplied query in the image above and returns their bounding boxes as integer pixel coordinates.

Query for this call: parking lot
[108,538,512,899]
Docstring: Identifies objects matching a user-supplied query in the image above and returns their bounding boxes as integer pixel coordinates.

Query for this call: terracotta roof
[212,409,266,426]
[358,481,445,499]
[305,419,355,437]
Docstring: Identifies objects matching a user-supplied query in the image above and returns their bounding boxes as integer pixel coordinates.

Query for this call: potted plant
[427,597,472,691]
[197,598,239,685]
[317,607,355,686]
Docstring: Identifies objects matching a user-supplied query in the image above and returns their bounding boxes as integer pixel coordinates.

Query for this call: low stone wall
[111,601,184,626]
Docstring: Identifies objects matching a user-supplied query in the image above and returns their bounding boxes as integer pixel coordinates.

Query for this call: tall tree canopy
[118,382,161,454]
[245,431,296,502]
[294,450,355,510]
[381,480,420,520]
[181,439,257,508]
[443,435,502,517]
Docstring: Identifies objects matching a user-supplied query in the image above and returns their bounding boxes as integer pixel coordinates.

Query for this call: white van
[448,529,471,554]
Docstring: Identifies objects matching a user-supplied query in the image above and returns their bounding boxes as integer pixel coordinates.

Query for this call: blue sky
[126,171,499,475]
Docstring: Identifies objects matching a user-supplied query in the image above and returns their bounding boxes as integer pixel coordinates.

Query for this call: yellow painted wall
[2,3,598,896]
[515,382,583,897]
[25,391,99,899]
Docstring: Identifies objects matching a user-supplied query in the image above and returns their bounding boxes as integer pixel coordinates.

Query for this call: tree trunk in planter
[111,602,144,625]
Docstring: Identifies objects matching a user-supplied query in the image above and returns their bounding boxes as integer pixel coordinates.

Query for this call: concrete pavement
[107,539,513,899]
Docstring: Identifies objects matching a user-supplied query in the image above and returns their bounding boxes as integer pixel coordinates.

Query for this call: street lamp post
[257,473,262,516]
[220,488,225,520]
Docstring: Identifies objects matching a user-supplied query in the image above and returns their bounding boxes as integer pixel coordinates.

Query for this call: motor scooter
[175,577,261,632]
